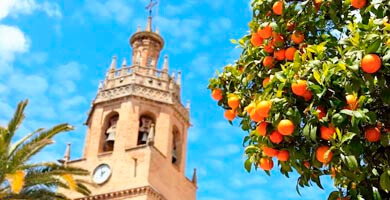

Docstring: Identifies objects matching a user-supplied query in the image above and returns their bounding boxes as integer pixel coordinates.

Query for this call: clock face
[92,164,112,184]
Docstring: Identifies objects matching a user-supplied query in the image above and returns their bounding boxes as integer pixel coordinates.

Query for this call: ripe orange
[259,158,274,171]
[361,54,382,74]
[316,146,333,164]
[292,80,308,96]
[211,89,223,101]
[258,25,273,39]
[285,47,297,61]
[346,94,358,110]
[274,49,286,61]
[365,127,381,142]
[303,90,313,101]
[255,100,272,117]
[250,109,264,122]
[269,131,283,144]
[263,56,274,68]
[272,1,283,15]
[277,119,295,136]
[264,41,275,53]
[316,106,326,120]
[277,150,290,161]
[228,94,240,110]
[291,31,304,44]
[303,161,310,169]
[272,33,284,47]
[251,33,263,47]
[224,110,236,121]
[257,122,268,136]
[262,147,279,157]
[245,102,256,114]
[331,167,336,178]
[263,77,271,87]
[351,0,366,9]
[314,0,323,10]
[320,125,335,140]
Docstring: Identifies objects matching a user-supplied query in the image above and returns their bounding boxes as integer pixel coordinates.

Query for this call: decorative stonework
[74,186,167,200]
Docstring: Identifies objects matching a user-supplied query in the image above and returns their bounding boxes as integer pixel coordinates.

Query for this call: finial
[58,143,71,166]
[171,71,176,81]
[98,80,104,91]
[186,100,191,110]
[137,25,141,32]
[177,71,182,85]
[145,0,157,31]
[192,168,197,185]
[155,28,160,34]
[110,55,117,70]
[121,58,127,67]
[146,16,152,31]
[163,55,169,71]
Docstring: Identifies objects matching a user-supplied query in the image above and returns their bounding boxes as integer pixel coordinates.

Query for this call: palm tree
[0,100,91,199]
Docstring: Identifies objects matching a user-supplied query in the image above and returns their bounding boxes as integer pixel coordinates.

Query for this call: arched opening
[101,112,119,152]
[137,114,155,145]
[172,127,182,166]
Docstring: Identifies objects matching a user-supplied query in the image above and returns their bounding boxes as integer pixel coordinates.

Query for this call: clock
[92,164,112,184]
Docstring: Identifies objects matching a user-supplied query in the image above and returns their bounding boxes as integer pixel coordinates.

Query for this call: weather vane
[145,0,158,17]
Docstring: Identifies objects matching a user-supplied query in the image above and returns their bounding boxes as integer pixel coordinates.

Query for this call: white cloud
[60,96,87,110]
[0,25,29,63]
[50,62,88,96]
[85,0,133,24]
[209,144,240,157]
[9,73,48,95]
[0,0,62,21]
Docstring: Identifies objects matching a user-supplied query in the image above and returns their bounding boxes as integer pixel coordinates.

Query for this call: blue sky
[0,0,335,199]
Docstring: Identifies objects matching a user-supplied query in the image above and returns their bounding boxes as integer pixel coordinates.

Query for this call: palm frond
[5,100,28,146]
[8,128,44,159]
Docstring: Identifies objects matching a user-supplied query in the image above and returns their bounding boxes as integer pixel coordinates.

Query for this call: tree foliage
[0,100,92,199]
[209,0,390,199]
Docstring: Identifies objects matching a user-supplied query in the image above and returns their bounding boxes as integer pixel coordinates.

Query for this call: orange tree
[208,0,390,199]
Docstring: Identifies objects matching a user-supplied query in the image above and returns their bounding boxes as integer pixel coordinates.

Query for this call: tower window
[146,57,153,67]
[102,113,119,152]
[172,128,181,166]
[137,116,154,145]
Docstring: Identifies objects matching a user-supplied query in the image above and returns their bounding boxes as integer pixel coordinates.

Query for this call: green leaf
[313,70,323,85]
[341,132,356,144]
[345,155,359,170]
[366,39,381,53]
[327,191,341,200]
[373,187,382,200]
[380,172,390,192]
[244,158,252,172]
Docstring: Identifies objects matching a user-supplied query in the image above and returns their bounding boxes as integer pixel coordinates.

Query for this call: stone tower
[61,16,197,200]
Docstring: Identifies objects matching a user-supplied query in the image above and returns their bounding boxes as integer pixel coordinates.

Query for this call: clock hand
[101,170,105,177]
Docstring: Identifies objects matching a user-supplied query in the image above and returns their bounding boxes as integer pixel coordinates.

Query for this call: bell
[106,132,115,142]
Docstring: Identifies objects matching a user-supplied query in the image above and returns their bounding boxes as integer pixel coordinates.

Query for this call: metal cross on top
[145,0,158,17]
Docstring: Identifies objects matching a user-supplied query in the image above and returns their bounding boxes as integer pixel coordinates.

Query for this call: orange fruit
[361,54,382,74]
[277,119,295,136]
[263,56,274,68]
[316,106,326,120]
[331,167,336,178]
[274,49,286,61]
[263,77,271,87]
[255,100,272,117]
[250,109,264,122]
[245,102,256,114]
[346,94,358,110]
[292,31,304,44]
[365,127,381,142]
[211,89,223,101]
[259,158,274,171]
[272,1,283,15]
[264,41,275,53]
[292,80,308,96]
[262,147,279,157]
[314,0,323,10]
[224,110,236,121]
[257,122,268,136]
[251,33,263,47]
[316,146,333,164]
[258,25,273,39]
[228,94,240,110]
[269,131,283,144]
[272,32,284,47]
[303,161,310,169]
[277,150,289,161]
[303,90,313,101]
[351,0,366,9]
[285,47,297,61]
[320,125,336,140]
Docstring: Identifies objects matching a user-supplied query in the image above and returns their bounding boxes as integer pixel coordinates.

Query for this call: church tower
[61,14,197,200]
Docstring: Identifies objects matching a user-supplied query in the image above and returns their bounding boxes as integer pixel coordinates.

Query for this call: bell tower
[61,11,197,200]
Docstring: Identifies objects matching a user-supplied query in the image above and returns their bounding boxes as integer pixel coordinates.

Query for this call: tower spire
[145,0,158,32]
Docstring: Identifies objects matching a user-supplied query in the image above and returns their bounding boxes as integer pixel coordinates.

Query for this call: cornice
[75,185,166,200]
